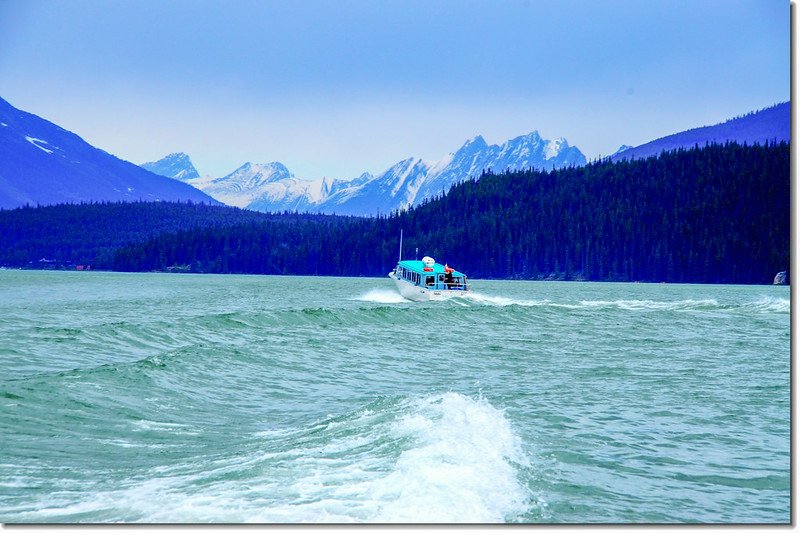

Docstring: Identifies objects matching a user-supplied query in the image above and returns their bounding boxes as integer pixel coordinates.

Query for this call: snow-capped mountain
[141,152,200,181]
[312,130,583,215]
[191,130,586,216]
[410,132,585,210]
[185,161,328,211]
[318,159,429,216]
[0,97,218,209]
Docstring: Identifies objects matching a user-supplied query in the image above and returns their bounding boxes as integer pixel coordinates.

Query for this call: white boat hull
[389,272,468,302]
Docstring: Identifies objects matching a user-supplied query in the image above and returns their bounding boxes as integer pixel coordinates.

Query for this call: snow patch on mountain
[25,136,54,154]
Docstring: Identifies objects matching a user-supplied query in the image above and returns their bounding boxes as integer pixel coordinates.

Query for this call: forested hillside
[0,201,337,269]
[107,142,788,284]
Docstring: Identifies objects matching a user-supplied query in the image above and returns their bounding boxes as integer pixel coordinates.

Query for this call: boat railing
[424,280,469,291]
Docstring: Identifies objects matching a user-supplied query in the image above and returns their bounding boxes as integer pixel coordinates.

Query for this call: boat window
[426,276,434,286]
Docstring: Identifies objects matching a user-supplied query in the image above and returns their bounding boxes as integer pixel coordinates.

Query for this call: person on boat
[444,270,454,288]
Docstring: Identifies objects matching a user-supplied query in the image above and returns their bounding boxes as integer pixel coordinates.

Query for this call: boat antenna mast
[398,229,403,262]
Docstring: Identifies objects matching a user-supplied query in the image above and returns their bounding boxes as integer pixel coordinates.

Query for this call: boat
[388,231,470,302]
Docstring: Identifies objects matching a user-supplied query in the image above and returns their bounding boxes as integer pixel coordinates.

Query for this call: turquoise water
[0,270,790,523]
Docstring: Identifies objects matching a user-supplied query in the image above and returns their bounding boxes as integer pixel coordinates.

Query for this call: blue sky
[0,0,789,180]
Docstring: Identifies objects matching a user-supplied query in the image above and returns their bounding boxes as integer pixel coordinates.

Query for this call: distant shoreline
[1,267,789,287]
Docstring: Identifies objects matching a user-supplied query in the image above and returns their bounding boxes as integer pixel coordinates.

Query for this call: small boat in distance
[388,230,470,302]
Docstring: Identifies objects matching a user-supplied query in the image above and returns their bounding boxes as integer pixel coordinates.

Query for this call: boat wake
[460,293,789,314]
[746,296,790,313]
[6,393,534,523]
[352,289,408,304]
[461,292,548,307]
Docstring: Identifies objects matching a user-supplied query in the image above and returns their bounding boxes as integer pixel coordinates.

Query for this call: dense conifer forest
[0,142,789,284]
[0,201,339,269]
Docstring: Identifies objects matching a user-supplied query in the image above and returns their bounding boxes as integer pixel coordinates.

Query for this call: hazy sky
[0,0,789,180]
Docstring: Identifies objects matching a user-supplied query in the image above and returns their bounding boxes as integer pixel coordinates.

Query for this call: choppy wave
[6,393,533,523]
[0,272,789,523]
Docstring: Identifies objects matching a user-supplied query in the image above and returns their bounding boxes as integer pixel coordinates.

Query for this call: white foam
[462,292,548,307]
[262,393,532,523]
[91,437,179,449]
[574,298,719,311]
[130,419,200,435]
[459,293,746,314]
[369,393,531,522]
[353,288,408,304]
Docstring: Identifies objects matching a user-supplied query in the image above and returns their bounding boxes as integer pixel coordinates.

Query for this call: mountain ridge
[611,102,789,162]
[146,129,587,216]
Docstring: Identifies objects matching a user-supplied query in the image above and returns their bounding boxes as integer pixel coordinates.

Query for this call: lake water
[0,271,790,523]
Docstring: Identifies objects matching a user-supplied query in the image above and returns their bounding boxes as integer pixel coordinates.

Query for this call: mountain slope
[0,97,218,209]
[612,102,790,162]
[141,152,200,181]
